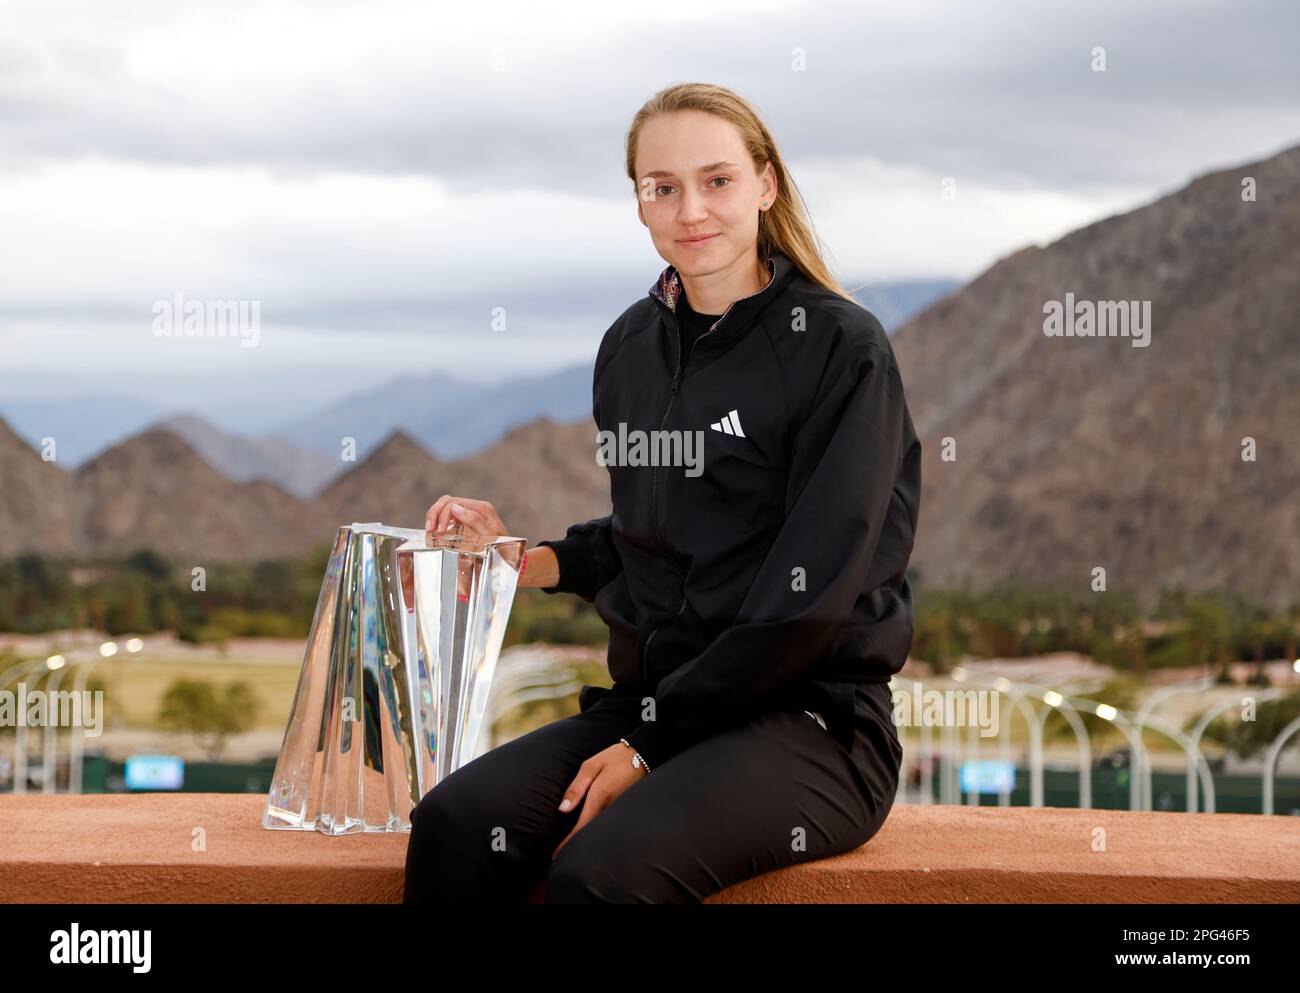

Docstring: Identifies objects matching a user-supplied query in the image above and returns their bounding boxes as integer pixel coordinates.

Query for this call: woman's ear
[761,160,778,203]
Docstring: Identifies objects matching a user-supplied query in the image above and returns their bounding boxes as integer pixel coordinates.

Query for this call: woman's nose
[677,191,708,225]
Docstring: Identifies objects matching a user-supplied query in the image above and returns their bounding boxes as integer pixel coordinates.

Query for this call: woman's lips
[679,233,719,247]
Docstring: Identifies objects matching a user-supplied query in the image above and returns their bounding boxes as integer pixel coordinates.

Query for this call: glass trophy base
[261,522,525,834]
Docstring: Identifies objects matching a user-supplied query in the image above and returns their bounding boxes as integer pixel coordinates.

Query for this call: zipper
[641,577,687,684]
[647,306,732,548]
[648,322,683,551]
[641,313,727,685]
[640,261,774,685]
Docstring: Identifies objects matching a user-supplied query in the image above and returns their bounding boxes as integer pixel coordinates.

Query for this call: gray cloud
[1,0,1297,415]
[0,1,1297,193]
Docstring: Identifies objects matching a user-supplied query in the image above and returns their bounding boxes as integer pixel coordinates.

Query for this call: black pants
[402,680,902,904]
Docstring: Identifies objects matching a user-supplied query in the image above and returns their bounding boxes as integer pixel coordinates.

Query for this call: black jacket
[537,248,922,771]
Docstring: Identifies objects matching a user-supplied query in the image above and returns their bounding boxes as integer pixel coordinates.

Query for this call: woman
[403,82,922,904]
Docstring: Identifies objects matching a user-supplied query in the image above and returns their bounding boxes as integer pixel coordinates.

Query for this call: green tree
[158,678,260,760]
[124,548,171,581]
[1220,691,1300,760]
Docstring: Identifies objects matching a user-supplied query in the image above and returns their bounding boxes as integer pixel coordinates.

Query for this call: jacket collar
[648,247,797,344]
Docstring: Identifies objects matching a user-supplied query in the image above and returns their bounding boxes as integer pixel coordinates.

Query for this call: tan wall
[1,794,1297,903]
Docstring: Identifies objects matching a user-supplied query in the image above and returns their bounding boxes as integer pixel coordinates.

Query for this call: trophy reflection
[262,522,526,834]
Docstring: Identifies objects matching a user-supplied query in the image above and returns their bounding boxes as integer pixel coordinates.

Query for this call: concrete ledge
[1,794,1297,903]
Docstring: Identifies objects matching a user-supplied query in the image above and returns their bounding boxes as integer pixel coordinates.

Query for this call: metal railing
[892,667,1298,813]
[4,639,1297,814]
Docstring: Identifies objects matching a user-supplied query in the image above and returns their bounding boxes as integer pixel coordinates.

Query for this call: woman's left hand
[551,743,648,859]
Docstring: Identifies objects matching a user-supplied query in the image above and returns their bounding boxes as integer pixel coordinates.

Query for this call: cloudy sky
[1,0,1297,429]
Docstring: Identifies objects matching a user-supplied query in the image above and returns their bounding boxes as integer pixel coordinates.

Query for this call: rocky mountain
[0,413,609,561]
[159,414,340,498]
[0,394,165,467]
[275,365,594,462]
[72,429,336,562]
[0,280,953,506]
[851,278,961,331]
[890,141,1300,609]
[319,417,609,545]
[317,428,449,530]
[276,279,959,463]
[443,417,611,543]
[3,142,1296,608]
[0,418,74,556]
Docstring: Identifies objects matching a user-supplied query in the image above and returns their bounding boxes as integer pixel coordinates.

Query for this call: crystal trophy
[262,522,526,834]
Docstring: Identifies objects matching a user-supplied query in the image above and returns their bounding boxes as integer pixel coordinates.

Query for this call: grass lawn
[94,654,303,731]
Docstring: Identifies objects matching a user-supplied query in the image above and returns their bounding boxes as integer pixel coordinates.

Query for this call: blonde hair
[625,82,858,303]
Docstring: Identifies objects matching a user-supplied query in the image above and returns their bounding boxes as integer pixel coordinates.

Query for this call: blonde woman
[404,82,921,904]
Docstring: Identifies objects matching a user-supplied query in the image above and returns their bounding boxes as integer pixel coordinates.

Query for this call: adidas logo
[709,409,745,437]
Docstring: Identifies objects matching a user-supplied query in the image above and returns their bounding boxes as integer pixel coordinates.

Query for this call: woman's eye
[655,184,674,198]
[709,176,731,189]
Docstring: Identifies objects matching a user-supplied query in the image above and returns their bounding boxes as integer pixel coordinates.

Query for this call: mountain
[0,283,957,487]
[0,413,608,561]
[158,414,339,498]
[0,418,74,556]
[319,417,608,544]
[7,139,1298,607]
[0,394,166,467]
[276,365,593,462]
[72,429,335,562]
[890,141,1300,609]
[448,417,610,543]
[317,429,449,530]
[850,279,962,331]
[278,282,959,465]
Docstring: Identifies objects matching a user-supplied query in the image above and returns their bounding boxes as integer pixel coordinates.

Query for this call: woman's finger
[425,494,454,532]
[556,764,595,816]
[433,497,493,535]
[450,502,492,535]
[553,789,609,859]
[437,498,469,534]
[551,757,614,859]
[435,498,471,534]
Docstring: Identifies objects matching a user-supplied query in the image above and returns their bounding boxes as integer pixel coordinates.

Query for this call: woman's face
[634,110,774,276]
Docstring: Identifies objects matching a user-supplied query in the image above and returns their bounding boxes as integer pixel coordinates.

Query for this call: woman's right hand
[402,496,512,608]
[424,495,509,550]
